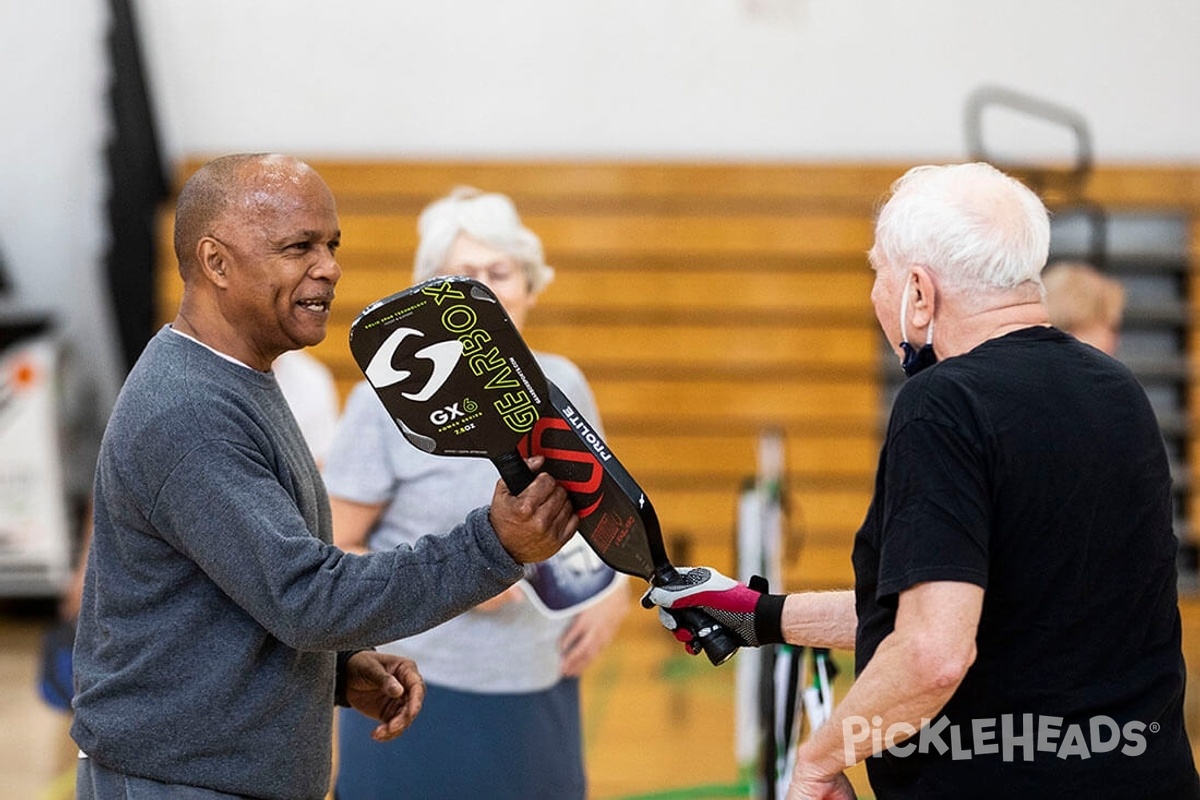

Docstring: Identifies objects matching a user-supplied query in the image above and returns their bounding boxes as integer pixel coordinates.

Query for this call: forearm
[795,581,981,782]
[330,496,384,555]
[781,590,857,651]
[242,508,521,651]
[795,630,964,780]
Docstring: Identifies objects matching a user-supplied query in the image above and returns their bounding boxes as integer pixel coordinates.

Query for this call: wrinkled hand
[787,766,856,800]
[559,578,631,676]
[641,566,785,650]
[343,651,426,742]
[489,455,578,564]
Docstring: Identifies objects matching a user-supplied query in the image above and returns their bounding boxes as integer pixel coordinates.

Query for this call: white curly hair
[412,186,554,293]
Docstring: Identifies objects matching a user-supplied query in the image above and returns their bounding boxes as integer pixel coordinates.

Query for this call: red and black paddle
[348,276,740,666]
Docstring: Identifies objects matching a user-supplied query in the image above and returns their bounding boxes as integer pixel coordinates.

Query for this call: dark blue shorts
[334,678,585,800]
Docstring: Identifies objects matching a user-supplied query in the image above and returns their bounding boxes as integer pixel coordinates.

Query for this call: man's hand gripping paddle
[348,277,740,666]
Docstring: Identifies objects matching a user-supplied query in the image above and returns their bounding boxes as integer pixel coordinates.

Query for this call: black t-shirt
[852,327,1200,799]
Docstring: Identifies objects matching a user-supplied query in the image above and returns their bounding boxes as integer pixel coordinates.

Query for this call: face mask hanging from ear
[898,275,937,378]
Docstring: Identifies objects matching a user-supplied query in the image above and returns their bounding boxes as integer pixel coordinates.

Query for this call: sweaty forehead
[239,162,325,213]
[223,163,337,237]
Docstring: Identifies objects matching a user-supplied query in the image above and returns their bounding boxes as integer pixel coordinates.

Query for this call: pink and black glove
[641,566,786,651]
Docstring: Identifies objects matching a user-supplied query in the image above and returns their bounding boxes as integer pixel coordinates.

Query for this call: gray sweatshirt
[71,327,523,799]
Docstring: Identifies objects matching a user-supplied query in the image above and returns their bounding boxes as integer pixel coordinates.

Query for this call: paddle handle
[493,450,537,495]
[497,449,739,667]
[653,565,742,667]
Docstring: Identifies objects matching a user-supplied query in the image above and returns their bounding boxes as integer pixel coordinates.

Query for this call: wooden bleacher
[156,159,1200,592]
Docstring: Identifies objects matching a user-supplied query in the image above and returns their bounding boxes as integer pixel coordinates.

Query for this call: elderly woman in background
[324,187,629,800]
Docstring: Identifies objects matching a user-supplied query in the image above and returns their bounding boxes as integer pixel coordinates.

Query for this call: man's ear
[908,265,936,329]
[196,236,230,287]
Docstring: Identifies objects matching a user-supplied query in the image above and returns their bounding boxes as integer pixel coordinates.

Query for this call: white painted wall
[2,0,1199,425]
[136,0,1200,162]
[0,1,118,409]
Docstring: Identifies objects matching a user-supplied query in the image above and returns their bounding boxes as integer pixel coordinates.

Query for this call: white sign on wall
[0,321,71,596]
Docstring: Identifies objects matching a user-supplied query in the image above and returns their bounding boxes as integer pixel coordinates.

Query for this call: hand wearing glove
[641,566,787,652]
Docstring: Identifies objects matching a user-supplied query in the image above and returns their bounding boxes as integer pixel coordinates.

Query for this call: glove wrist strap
[753,593,786,646]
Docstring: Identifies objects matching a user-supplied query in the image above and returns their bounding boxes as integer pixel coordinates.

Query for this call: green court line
[606,765,879,800]
[606,779,876,800]
[609,781,751,799]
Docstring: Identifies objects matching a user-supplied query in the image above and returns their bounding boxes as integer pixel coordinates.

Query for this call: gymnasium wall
[134,1,1200,163]
[5,2,1200,589]
[156,160,1200,589]
[6,0,1200,427]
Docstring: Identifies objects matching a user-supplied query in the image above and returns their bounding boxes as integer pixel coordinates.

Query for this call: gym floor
[6,593,1200,800]
[3,593,860,800]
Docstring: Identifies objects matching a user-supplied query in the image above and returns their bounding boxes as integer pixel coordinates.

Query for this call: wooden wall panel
[608,433,879,480]
[158,159,1200,592]
[174,158,905,208]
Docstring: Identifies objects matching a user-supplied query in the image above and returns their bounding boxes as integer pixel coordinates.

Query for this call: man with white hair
[644,163,1200,799]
